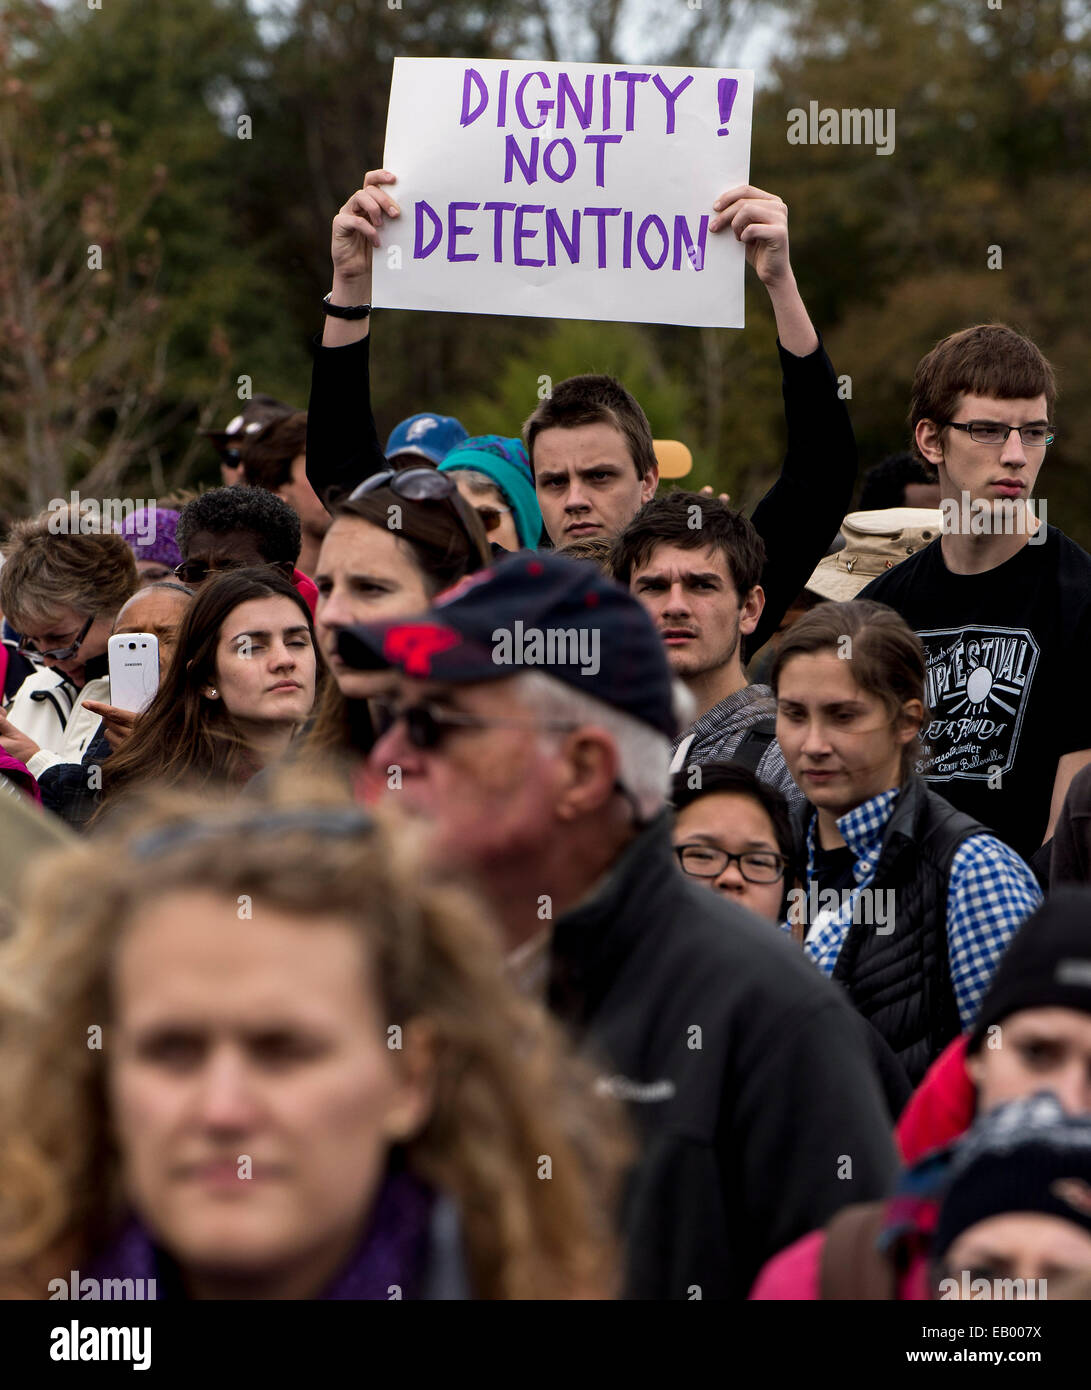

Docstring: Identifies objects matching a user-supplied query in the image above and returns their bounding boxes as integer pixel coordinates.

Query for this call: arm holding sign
[305,172,399,507]
[711,186,856,657]
[710,185,818,356]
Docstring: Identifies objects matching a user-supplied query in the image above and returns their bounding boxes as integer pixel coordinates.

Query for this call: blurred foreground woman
[0,779,627,1299]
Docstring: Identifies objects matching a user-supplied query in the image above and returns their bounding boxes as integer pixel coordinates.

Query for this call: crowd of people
[1,174,1091,1303]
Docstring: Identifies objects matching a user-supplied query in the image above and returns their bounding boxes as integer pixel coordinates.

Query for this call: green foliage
[453,315,697,447]
[3,0,1089,545]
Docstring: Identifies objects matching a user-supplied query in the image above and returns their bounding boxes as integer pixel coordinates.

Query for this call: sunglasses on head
[347,469,500,548]
[173,558,295,586]
[348,467,455,505]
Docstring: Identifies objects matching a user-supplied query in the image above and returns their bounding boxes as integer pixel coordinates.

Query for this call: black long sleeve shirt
[305,332,857,652]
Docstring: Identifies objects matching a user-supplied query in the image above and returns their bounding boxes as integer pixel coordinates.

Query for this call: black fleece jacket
[548,811,898,1300]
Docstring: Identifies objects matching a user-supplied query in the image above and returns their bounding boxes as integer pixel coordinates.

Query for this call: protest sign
[373,58,754,328]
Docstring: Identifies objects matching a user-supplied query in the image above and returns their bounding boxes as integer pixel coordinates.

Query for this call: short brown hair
[610,490,766,598]
[240,411,308,492]
[523,375,657,481]
[910,324,1058,462]
[771,600,928,775]
[0,510,137,629]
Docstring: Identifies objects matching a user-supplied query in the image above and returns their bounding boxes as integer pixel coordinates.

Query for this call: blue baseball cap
[385,413,468,466]
[337,551,677,738]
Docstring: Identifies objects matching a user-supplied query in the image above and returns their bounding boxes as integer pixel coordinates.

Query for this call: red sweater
[293,568,319,617]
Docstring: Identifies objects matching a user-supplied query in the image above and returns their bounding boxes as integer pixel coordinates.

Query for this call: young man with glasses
[859,323,1091,864]
[337,550,897,1300]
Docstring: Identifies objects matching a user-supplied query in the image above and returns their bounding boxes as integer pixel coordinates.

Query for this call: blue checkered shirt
[785,788,1042,1027]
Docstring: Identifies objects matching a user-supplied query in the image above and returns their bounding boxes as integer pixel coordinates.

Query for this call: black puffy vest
[804,776,987,1087]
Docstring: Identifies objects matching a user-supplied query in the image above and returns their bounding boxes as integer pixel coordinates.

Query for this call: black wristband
[322,291,371,320]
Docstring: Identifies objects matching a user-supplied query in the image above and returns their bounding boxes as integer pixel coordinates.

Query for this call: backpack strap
[819,1201,898,1300]
[732,716,777,776]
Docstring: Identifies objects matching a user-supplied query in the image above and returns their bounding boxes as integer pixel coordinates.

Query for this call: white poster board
[373,58,754,328]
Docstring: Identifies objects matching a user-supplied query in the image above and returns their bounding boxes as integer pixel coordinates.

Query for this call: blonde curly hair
[0,772,630,1299]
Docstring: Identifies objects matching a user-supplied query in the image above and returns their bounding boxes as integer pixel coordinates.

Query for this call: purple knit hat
[121,507,182,569]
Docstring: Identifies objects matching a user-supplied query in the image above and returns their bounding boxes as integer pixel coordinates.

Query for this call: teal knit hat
[438,436,544,549]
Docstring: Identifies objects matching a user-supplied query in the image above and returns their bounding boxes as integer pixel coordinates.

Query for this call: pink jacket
[749,1035,976,1299]
[0,750,42,804]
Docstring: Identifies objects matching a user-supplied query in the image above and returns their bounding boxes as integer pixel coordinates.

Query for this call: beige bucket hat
[806,507,944,602]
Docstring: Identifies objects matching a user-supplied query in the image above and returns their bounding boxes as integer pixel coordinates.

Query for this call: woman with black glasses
[305,471,492,762]
[670,762,799,928]
[0,508,137,783]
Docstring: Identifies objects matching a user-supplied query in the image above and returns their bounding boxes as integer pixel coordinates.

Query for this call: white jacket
[4,668,109,779]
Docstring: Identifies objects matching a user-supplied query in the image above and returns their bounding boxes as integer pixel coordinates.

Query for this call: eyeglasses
[371,697,578,750]
[173,558,295,586]
[17,613,95,664]
[944,421,1055,448]
[474,503,513,534]
[674,843,788,884]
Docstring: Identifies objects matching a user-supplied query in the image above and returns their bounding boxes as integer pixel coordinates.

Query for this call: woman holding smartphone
[94,569,319,818]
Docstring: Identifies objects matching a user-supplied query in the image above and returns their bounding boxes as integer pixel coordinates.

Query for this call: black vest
[801,776,987,1087]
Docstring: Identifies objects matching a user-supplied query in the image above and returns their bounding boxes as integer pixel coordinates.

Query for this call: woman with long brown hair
[96,568,320,813]
[0,774,629,1299]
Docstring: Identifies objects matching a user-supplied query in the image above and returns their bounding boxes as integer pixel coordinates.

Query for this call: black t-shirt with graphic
[858,526,1091,860]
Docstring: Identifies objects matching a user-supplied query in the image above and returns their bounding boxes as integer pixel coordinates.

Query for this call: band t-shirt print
[859,525,1091,860]
[918,624,1039,782]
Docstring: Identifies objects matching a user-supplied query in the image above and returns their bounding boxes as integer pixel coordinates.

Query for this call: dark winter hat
[933,1093,1091,1258]
[967,888,1091,1054]
[439,436,543,548]
[337,550,678,739]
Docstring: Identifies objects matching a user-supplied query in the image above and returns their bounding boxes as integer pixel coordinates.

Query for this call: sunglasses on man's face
[370,697,578,751]
[17,613,95,664]
[173,558,295,586]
